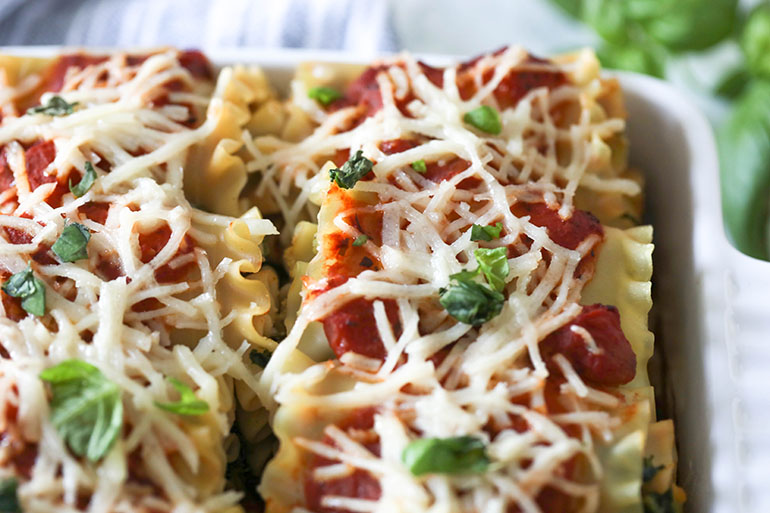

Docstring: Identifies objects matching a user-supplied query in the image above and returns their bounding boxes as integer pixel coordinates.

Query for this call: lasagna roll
[0,49,278,513]
[249,47,684,513]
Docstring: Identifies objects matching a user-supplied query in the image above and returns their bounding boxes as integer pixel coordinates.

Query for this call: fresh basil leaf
[551,0,582,18]
[463,105,502,135]
[27,95,78,116]
[439,277,504,325]
[154,377,209,416]
[742,4,770,80]
[69,162,97,198]
[470,222,503,241]
[0,477,20,513]
[2,265,45,317]
[597,41,666,78]
[249,349,271,368]
[411,159,427,173]
[642,455,664,483]
[474,247,509,292]
[352,234,368,247]
[642,488,676,513]
[329,150,374,189]
[39,360,123,462]
[582,0,631,45]
[402,436,489,476]
[637,0,736,52]
[717,81,770,260]
[449,269,480,282]
[715,66,751,100]
[52,223,90,263]
[308,86,343,106]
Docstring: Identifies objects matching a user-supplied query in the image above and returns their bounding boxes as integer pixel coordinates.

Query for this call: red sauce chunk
[24,140,57,191]
[304,408,382,513]
[540,304,636,386]
[512,202,603,250]
[137,224,195,283]
[322,297,401,361]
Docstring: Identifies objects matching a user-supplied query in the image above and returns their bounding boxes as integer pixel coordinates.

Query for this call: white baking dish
[3,46,768,513]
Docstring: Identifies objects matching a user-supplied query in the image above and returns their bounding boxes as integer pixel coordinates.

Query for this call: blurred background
[0,0,768,257]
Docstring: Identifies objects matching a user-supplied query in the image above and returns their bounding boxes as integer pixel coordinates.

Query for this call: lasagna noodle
[0,50,278,513]
[251,48,681,513]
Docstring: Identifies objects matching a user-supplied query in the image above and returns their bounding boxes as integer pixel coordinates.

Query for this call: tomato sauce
[304,408,382,513]
[540,304,636,386]
[137,224,196,284]
[512,201,603,250]
[322,297,401,361]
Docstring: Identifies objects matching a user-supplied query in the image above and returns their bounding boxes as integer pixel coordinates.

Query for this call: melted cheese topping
[0,51,275,513]
[258,48,643,512]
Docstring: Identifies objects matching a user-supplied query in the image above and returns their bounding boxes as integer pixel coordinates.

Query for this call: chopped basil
[0,477,20,513]
[474,247,509,292]
[27,95,78,116]
[308,86,343,106]
[329,150,374,189]
[1,266,45,317]
[249,349,271,368]
[39,360,123,462]
[402,436,489,476]
[463,105,502,135]
[642,455,664,483]
[352,234,368,246]
[154,377,209,416]
[439,276,504,325]
[411,159,427,173]
[69,162,97,198]
[642,488,676,513]
[470,222,503,241]
[52,223,90,263]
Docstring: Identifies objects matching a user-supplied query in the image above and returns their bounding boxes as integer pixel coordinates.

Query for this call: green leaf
[249,349,271,368]
[411,159,427,173]
[717,81,770,260]
[637,0,737,52]
[69,162,97,198]
[715,66,751,99]
[742,4,770,80]
[470,222,503,241]
[27,95,78,116]
[154,377,209,416]
[52,223,90,263]
[329,150,374,189]
[402,436,489,476]
[352,234,368,247]
[642,488,676,513]
[0,478,20,513]
[2,265,45,317]
[642,455,664,483]
[597,41,666,78]
[439,277,504,326]
[474,247,509,292]
[308,86,343,106]
[39,360,123,462]
[550,0,582,18]
[463,105,502,135]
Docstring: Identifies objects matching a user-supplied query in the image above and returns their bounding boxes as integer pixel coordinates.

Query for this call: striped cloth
[0,0,397,52]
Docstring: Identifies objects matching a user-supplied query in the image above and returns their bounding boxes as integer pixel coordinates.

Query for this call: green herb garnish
[308,86,343,106]
[52,223,90,263]
[411,159,427,173]
[27,95,78,116]
[2,265,45,317]
[249,349,271,368]
[352,234,368,247]
[463,105,502,135]
[0,477,20,513]
[39,360,123,462]
[439,276,504,326]
[69,162,97,198]
[470,222,503,241]
[402,436,490,476]
[474,247,509,292]
[642,488,676,513]
[642,455,665,483]
[329,150,374,189]
[154,377,209,416]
